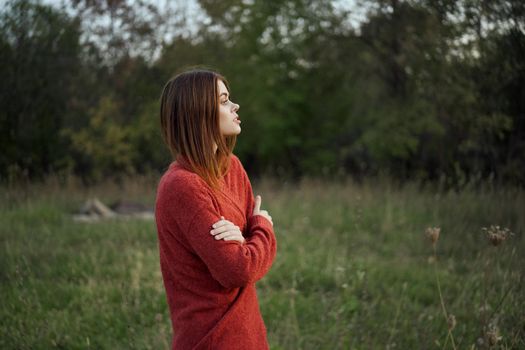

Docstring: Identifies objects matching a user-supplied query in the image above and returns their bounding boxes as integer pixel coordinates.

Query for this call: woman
[155,69,277,350]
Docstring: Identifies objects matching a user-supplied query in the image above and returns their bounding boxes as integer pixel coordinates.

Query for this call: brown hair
[160,69,236,190]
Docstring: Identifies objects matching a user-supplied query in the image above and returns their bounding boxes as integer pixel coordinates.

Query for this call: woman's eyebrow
[219,92,229,98]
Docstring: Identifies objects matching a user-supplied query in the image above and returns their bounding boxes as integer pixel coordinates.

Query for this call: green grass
[1,176,524,349]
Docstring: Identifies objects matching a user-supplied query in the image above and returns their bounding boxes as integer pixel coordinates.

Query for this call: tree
[0,0,82,179]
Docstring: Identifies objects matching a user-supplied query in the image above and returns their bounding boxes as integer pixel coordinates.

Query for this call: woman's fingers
[253,195,261,214]
[253,208,273,226]
[210,223,238,236]
[219,231,244,241]
[209,216,245,242]
[211,218,232,229]
[223,234,245,243]
[213,229,244,242]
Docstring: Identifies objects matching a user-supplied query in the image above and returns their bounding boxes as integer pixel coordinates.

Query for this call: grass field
[1,176,524,349]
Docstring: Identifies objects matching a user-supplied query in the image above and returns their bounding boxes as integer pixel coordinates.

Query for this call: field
[1,176,524,349]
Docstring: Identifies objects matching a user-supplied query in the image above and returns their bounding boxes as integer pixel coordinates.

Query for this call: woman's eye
[221,100,229,105]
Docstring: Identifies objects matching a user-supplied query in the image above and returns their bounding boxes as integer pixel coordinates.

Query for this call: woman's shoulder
[229,153,247,174]
[155,165,213,229]
[230,153,241,163]
[158,154,246,196]
[158,163,208,200]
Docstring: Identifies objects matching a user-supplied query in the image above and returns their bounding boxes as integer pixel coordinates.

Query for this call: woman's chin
[225,127,241,136]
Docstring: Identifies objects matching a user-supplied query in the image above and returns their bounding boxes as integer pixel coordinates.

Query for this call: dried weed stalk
[426,227,457,350]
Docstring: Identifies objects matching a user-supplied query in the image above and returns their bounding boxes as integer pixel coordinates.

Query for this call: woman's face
[218,80,241,136]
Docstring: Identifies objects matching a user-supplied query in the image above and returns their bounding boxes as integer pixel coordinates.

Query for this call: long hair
[160,69,236,190]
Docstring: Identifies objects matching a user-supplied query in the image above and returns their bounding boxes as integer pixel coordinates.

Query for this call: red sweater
[155,154,277,350]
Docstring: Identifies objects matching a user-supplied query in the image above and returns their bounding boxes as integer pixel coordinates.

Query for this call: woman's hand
[210,217,245,243]
[253,195,273,226]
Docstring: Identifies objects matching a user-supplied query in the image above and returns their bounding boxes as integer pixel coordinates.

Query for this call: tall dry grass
[1,176,523,349]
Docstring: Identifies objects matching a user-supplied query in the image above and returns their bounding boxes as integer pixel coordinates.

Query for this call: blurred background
[1,0,524,186]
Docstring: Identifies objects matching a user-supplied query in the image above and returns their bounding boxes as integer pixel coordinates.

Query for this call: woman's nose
[232,102,239,112]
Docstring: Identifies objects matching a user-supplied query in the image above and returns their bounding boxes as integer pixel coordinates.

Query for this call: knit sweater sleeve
[180,179,276,289]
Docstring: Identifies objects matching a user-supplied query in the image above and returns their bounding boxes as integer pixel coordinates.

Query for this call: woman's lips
[234,116,241,124]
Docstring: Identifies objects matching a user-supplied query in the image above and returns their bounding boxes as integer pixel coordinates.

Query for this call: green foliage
[129,100,171,173]
[1,0,524,185]
[67,96,135,180]
[0,0,81,179]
